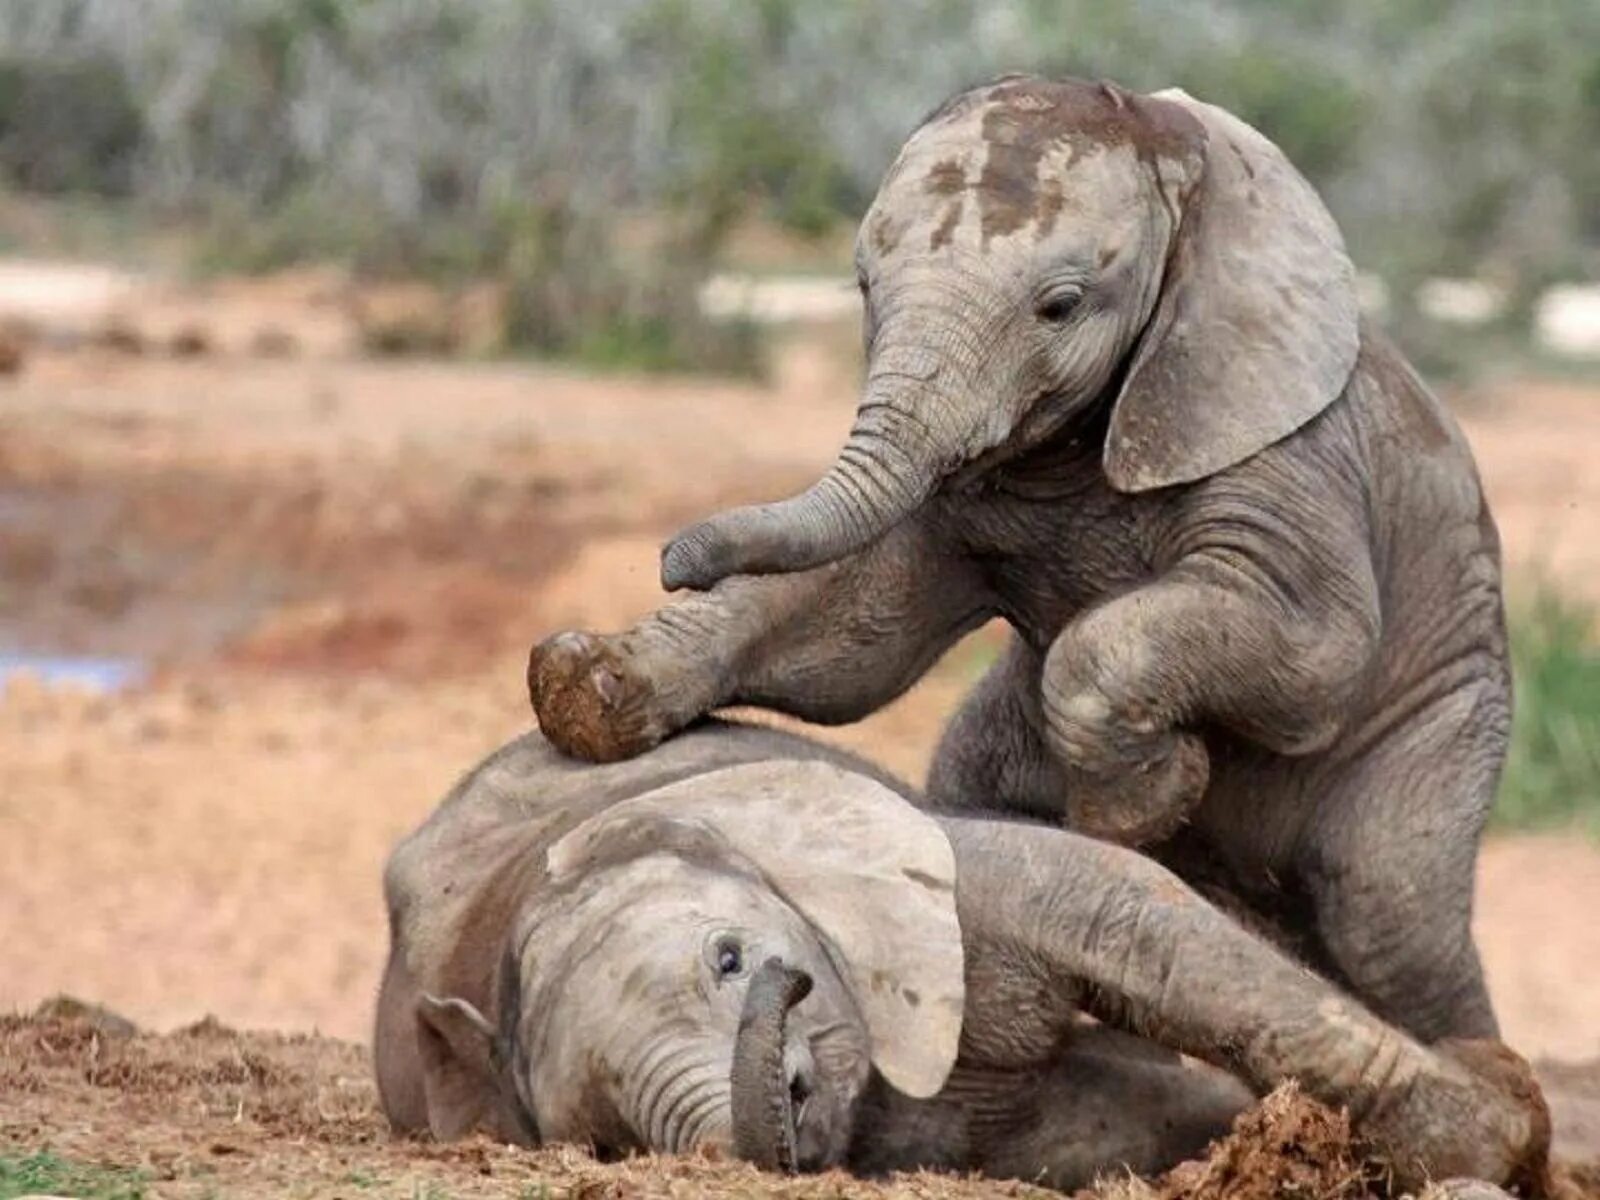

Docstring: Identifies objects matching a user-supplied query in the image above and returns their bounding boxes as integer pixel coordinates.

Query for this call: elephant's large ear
[546,761,963,1100]
[415,994,500,1140]
[415,985,538,1144]
[1103,88,1360,492]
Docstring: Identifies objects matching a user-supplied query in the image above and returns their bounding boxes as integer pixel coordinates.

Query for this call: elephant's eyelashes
[1035,290,1083,323]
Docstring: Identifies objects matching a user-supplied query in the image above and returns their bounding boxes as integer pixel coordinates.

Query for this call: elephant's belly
[1152,743,1329,954]
[851,1033,1248,1189]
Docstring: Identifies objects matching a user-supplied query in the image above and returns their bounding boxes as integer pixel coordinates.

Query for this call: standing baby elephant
[375,723,1546,1191]
[529,74,1510,1048]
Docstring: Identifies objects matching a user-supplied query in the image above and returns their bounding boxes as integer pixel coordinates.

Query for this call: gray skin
[527,75,1509,1047]
[374,722,1548,1192]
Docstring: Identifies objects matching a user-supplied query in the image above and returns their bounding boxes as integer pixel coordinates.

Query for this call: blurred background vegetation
[0,0,1596,830]
[0,0,1597,373]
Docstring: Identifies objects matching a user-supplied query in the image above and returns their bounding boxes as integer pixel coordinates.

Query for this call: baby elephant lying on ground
[375,722,1547,1192]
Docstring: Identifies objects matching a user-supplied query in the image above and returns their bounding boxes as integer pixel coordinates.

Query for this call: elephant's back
[434,719,912,827]
[1345,329,1509,715]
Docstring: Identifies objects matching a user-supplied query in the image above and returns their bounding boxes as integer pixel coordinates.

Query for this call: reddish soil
[1,271,1598,1193]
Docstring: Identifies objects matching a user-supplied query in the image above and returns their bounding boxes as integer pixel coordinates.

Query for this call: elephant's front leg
[1040,555,1380,845]
[529,518,991,762]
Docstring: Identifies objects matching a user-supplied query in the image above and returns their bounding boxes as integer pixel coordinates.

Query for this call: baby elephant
[530,74,1510,1048]
[375,722,1546,1192]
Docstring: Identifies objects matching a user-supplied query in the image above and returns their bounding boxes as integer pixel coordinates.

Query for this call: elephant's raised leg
[943,818,1549,1192]
[529,518,991,762]
[1037,557,1380,846]
[1301,688,1503,1043]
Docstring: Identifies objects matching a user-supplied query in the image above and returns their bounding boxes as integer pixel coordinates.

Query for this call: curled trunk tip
[730,958,813,1173]
[659,390,948,591]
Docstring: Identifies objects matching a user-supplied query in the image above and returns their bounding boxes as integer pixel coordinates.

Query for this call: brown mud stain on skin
[969,77,1201,249]
[526,633,656,764]
[1036,177,1067,239]
[929,198,963,252]
[924,159,967,197]
[977,100,1059,247]
[870,210,905,257]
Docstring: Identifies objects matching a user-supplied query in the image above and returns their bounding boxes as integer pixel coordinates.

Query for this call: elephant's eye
[711,936,745,980]
[1035,290,1082,323]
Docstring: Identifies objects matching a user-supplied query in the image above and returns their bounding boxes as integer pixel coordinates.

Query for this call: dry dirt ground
[1,268,1599,1195]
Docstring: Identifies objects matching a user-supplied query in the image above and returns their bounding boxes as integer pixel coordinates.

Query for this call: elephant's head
[412,761,964,1170]
[661,76,1360,590]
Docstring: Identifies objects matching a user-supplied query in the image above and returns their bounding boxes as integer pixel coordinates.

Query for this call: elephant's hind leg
[1300,687,1504,1044]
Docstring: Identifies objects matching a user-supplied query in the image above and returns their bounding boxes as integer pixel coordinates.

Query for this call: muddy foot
[1062,731,1210,848]
[527,631,675,763]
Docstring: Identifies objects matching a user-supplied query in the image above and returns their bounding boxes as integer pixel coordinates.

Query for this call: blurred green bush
[0,54,142,194]
[0,0,1595,372]
[1497,584,1600,834]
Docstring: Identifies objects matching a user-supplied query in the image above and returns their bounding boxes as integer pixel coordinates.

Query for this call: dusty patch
[7,1008,1595,1200]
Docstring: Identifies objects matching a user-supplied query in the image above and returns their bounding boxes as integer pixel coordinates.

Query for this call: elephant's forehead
[865,79,1188,260]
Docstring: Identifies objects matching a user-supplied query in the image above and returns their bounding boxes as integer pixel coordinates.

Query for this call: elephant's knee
[1308,857,1495,1042]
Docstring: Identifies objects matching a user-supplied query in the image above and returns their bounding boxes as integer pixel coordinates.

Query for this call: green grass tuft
[1495,584,1600,834]
[0,1151,148,1200]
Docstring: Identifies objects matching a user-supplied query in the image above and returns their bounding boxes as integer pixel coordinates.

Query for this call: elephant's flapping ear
[546,761,964,1100]
[1103,88,1360,492]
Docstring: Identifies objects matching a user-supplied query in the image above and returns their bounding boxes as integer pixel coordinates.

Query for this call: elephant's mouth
[946,391,1109,498]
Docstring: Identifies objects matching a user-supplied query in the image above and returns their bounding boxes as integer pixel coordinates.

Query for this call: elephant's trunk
[730,958,814,1173]
[660,354,966,591]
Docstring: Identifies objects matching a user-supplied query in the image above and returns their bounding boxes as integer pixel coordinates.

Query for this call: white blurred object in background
[1416,277,1507,326]
[1535,284,1600,358]
[699,274,859,323]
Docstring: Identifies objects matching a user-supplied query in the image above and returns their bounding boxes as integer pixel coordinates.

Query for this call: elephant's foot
[528,631,687,762]
[1368,1038,1550,1194]
[1061,731,1210,847]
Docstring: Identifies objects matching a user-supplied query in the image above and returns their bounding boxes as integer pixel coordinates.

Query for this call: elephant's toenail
[591,667,623,706]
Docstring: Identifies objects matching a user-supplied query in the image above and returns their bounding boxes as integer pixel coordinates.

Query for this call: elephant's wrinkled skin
[374,723,1547,1192]
[529,76,1509,1047]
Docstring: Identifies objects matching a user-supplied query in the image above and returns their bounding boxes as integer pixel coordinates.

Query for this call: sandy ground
[27,1002,1584,1200]
[1,269,1598,1190]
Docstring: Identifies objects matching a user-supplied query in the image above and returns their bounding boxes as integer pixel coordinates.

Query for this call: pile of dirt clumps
[6,1002,1590,1200]
[1129,1082,1379,1200]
